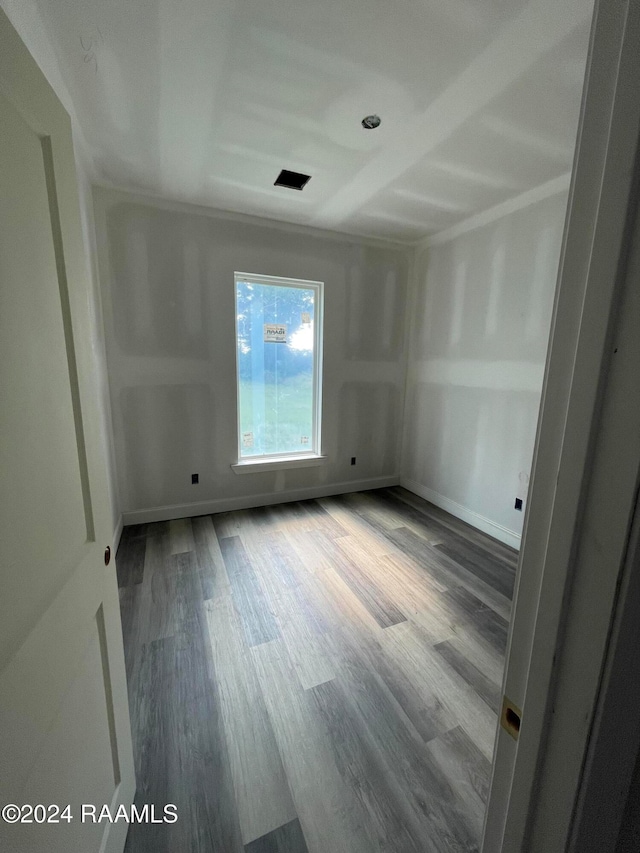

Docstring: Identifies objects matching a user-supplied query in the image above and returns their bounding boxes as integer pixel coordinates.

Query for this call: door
[482,2,640,850]
[0,11,135,853]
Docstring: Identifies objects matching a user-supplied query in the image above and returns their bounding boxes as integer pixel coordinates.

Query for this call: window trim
[233,271,324,468]
[231,453,328,474]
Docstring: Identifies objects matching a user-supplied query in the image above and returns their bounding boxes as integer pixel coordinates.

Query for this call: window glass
[235,275,321,458]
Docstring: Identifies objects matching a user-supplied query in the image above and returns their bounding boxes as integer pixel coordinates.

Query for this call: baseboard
[400,476,521,550]
[122,475,400,526]
[113,514,124,553]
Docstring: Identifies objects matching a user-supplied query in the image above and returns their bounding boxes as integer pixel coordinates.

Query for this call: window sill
[231,454,327,474]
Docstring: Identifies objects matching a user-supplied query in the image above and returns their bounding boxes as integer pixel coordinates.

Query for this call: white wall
[402,188,569,548]
[94,187,411,523]
[74,168,121,537]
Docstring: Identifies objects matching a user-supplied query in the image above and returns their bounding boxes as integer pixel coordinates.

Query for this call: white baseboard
[400,476,521,550]
[122,475,400,526]
[112,514,124,552]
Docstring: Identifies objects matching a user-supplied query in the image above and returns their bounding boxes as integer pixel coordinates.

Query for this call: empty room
[5,2,640,853]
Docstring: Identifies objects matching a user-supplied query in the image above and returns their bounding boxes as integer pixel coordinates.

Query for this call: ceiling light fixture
[361,114,381,129]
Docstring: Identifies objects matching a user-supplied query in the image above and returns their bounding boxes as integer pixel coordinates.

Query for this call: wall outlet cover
[515,497,523,511]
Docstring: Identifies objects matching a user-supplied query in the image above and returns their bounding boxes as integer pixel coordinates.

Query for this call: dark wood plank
[359,635,443,744]
[442,579,509,658]
[469,607,509,656]
[296,499,348,539]
[116,525,147,587]
[145,533,179,643]
[220,535,280,647]
[387,526,511,620]
[125,623,245,852]
[131,562,244,852]
[333,653,481,852]
[379,621,498,762]
[339,490,443,547]
[385,486,519,570]
[251,638,374,853]
[118,581,137,656]
[384,526,463,586]
[170,604,245,852]
[192,515,232,602]
[245,529,299,589]
[436,540,515,599]
[169,517,196,554]
[443,585,489,622]
[310,679,424,853]
[124,637,175,853]
[243,505,273,531]
[309,531,407,629]
[335,555,407,629]
[252,531,329,635]
[205,597,297,844]
[263,502,314,535]
[426,725,492,836]
[319,496,402,556]
[244,818,309,853]
[434,640,501,712]
[241,531,335,690]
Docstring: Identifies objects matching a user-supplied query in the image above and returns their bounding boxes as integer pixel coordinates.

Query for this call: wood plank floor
[117,487,516,853]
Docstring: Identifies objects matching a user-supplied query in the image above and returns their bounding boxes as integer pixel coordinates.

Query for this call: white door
[0,11,135,853]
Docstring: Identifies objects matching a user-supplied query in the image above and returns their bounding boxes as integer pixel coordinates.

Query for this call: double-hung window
[233,272,324,471]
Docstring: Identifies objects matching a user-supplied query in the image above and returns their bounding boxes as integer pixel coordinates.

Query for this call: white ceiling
[28,0,593,242]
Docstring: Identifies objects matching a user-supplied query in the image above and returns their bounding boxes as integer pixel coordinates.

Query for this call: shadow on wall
[121,383,215,510]
[108,206,208,359]
[339,382,401,477]
[345,263,404,361]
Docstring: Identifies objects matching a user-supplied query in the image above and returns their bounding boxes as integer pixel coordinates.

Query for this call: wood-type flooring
[117,487,516,853]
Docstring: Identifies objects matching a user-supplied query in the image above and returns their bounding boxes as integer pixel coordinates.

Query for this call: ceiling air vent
[274,169,311,190]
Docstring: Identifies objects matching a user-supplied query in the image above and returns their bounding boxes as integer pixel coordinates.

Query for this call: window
[233,272,324,470]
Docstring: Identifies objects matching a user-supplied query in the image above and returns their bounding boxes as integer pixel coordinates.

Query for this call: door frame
[482,2,640,849]
[569,478,640,850]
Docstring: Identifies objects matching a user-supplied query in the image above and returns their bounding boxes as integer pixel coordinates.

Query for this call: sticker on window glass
[300,436,309,445]
[301,312,311,324]
[264,324,287,343]
[242,431,254,448]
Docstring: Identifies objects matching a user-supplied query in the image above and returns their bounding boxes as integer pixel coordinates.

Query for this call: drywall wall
[402,188,569,547]
[1,0,120,543]
[94,188,410,522]
[76,170,121,538]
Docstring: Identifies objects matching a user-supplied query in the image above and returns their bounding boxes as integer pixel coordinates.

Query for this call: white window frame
[232,271,325,473]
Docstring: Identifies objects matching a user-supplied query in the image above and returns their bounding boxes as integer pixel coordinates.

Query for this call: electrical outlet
[191,473,199,484]
[351,457,356,466]
[515,497,523,511]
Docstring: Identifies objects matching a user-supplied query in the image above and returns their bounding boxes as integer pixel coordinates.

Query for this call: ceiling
[28,0,593,243]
